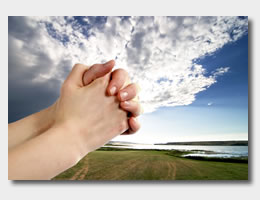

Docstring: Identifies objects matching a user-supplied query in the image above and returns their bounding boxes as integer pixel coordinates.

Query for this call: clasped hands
[8,60,142,180]
[55,60,142,154]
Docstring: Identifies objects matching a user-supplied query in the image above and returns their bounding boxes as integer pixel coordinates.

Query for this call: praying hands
[8,60,142,180]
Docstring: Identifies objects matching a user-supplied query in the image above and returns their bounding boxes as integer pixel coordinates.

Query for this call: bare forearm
[8,124,82,180]
[8,103,56,150]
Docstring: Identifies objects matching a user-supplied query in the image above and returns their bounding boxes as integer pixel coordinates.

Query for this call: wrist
[8,101,58,150]
[33,101,57,135]
[52,120,90,161]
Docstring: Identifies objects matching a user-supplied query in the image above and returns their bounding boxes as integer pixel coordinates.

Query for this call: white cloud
[212,67,230,77]
[9,16,248,113]
[207,102,213,106]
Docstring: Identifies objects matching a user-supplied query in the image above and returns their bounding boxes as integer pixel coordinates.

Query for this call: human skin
[8,60,141,150]
[83,61,142,134]
[8,61,140,180]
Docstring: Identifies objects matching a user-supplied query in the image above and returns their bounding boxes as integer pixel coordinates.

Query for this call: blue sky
[117,33,248,143]
[8,16,248,143]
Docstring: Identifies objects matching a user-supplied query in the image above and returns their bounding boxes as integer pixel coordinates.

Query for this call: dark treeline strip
[155,140,248,146]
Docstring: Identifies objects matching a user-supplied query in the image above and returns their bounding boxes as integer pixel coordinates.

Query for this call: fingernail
[110,86,116,95]
[104,60,113,67]
[120,92,128,100]
[123,101,130,106]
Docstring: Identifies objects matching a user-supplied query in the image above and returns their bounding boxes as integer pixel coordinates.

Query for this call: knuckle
[131,118,140,132]
[115,68,127,75]
[122,83,137,98]
[133,103,142,117]
[73,63,87,71]
[73,63,82,69]
[130,83,138,94]
[114,69,129,81]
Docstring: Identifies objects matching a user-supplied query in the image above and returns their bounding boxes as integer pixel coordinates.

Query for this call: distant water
[104,144,248,158]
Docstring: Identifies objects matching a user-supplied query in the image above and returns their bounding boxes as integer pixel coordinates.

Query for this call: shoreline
[98,147,248,163]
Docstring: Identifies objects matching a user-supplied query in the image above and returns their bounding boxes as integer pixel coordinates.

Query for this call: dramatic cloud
[8,16,248,121]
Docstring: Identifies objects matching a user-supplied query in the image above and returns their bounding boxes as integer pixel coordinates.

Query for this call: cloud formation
[8,16,248,119]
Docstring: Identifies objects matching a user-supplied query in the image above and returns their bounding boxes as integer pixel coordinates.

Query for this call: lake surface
[105,144,248,158]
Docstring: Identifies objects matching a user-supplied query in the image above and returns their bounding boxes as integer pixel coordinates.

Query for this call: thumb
[83,60,115,86]
[65,63,89,88]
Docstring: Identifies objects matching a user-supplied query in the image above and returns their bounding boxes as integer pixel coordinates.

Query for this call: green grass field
[53,148,248,180]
